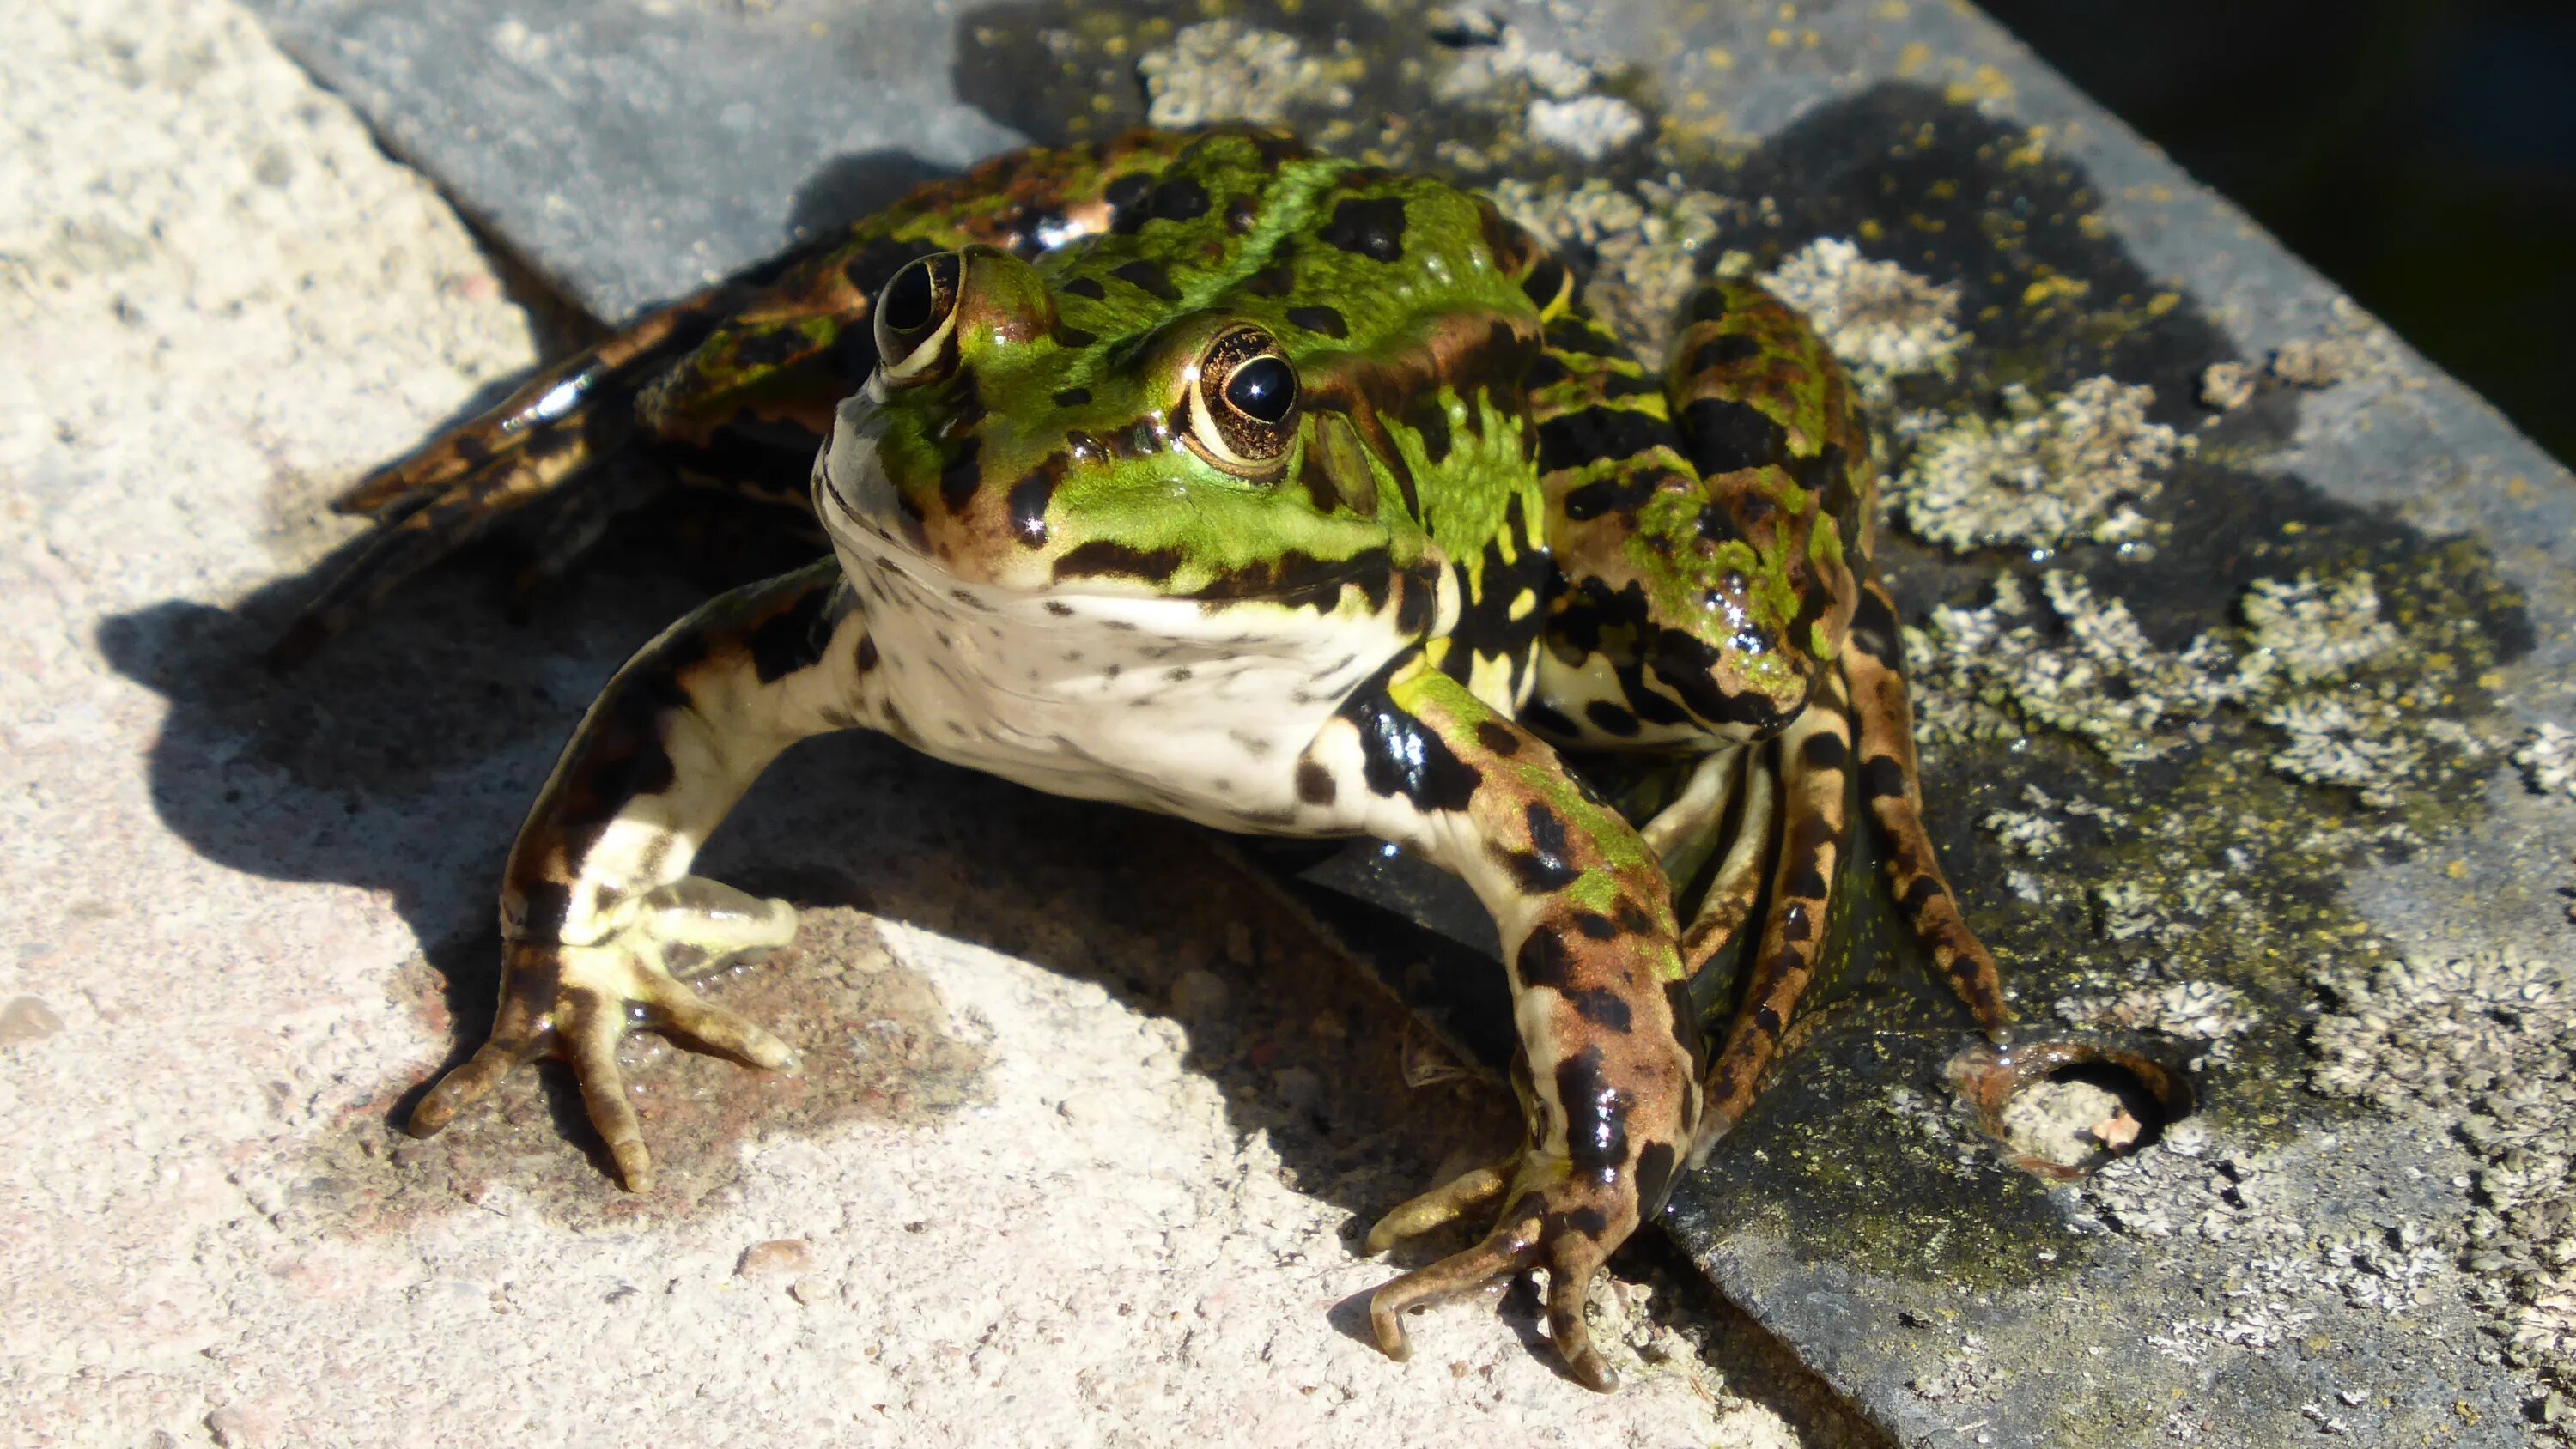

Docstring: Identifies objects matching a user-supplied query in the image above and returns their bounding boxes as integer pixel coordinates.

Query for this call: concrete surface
[0,2,1882,1445]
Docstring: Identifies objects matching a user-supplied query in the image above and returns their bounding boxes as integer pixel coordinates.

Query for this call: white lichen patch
[2314,946,2576,1395]
[1484,176,1730,352]
[1759,238,1967,396]
[2055,981,2253,1047]
[1525,94,1647,161]
[2197,361,2256,412]
[1981,798,2066,858]
[2516,723,2576,801]
[2257,694,2420,809]
[1432,15,1595,101]
[1888,378,2183,552]
[1909,562,2469,814]
[1137,21,1354,129]
[1906,571,2233,762]
[2236,573,2402,688]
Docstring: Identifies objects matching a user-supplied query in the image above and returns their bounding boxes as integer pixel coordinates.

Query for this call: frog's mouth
[811,397,917,556]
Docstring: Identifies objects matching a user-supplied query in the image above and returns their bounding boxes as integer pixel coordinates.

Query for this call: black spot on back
[1103,172,1154,233]
[1320,196,1407,262]
[1006,461,1061,546]
[1406,395,1453,464]
[1800,731,1850,772]
[1285,305,1348,339]
[1538,407,1676,474]
[1112,260,1178,301]
[1686,333,1765,374]
[1680,397,1789,476]
[1148,177,1209,224]
[1051,386,1091,407]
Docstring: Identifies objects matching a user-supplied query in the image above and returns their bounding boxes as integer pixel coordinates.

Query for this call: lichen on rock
[2517,722,2576,802]
[1137,20,1355,129]
[1886,376,2181,552]
[1484,176,1731,352]
[2312,946,2576,1404]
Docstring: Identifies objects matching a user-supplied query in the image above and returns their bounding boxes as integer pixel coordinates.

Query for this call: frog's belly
[837,533,1409,833]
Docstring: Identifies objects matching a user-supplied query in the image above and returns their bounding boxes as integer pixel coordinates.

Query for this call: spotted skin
[326,129,2008,1391]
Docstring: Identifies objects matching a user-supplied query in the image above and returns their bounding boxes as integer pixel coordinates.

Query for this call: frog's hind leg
[1688,673,1854,1157]
[268,288,750,667]
[1841,577,2012,1040]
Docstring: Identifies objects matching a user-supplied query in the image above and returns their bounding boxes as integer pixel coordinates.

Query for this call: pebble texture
[0,3,1870,1444]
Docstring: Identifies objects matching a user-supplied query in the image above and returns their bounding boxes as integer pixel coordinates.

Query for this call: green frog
[300,128,2009,1391]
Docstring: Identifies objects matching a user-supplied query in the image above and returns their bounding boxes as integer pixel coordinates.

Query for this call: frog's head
[813,139,1543,623]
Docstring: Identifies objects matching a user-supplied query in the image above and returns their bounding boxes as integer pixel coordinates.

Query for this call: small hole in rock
[1951,1041,2193,1181]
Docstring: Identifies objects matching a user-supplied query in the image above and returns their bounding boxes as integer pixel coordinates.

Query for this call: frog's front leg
[406,558,879,1191]
[1309,656,1702,1391]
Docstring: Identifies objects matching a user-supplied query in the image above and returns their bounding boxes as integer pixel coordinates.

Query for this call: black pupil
[880,262,935,333]
[1223,356,1295,423]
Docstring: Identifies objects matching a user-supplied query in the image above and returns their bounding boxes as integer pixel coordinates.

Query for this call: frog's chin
[811,394,913,555]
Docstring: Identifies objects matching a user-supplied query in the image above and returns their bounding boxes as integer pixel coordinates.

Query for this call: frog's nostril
[1949,1040,2194,1180]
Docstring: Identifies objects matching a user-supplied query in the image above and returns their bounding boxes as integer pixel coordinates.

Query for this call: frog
[291,127,2010,1391]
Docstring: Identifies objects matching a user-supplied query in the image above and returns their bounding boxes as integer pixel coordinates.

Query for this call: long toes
[1545,1261,1618,1393]
[1367,1229,1534,1363]
[406,1037,537,1137]
[1364,1164,1510,1255]
[641,975,799,1074]
[562,991,653,1193]
[635,882,799,979]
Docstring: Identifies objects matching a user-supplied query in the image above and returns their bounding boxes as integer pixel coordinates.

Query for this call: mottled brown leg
[1324,659,1699,1393]
[406,561,879,1188]
[1844,578,2011,1040]
[1691,676,1855,1156]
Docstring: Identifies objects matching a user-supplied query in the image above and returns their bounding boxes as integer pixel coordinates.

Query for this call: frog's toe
[634,969,799,1074]
[1367,1216,1538,1364]
[1363,1161,1510,1253]
[1367,1165,1631,1391]
[1543,1258,1618,1393]
[560,984,655,1191]
[408,1037,540,1138]
[404,882,800,1189]
[631,878,799,979]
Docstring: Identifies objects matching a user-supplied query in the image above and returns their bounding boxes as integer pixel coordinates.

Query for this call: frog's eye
[873,252,963,387]
[1186,326,1298,475]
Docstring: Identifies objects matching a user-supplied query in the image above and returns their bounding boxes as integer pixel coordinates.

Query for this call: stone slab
[225,0,2576,1444]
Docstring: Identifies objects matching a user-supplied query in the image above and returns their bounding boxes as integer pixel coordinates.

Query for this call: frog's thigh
[1692,670,1854,1159]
